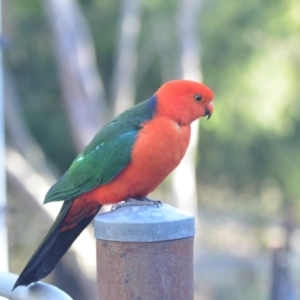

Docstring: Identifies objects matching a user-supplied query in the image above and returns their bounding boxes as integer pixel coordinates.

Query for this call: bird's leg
[111,196,162,211]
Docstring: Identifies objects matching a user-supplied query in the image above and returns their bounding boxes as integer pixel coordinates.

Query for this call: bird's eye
[194,94,202,102]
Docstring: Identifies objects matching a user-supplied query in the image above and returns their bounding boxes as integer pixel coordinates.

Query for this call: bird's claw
[111,197,162,211]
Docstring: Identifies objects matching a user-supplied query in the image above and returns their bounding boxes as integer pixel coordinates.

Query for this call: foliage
[199,0,300,204]
[4,0,300,207]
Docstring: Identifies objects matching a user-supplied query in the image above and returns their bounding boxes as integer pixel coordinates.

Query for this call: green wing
[44,96,156,203]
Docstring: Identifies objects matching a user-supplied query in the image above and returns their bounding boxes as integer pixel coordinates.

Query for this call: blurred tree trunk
[110,0,142,115]
[36,1,109,292]
[270,247,297,300]
[171,0,203,219]
[5,68,56,180]
[41,0,107,151]
[0,0,8,279]
[5,69,97,300]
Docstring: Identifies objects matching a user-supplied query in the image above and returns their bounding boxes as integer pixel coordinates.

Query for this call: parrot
[13,79,214,290]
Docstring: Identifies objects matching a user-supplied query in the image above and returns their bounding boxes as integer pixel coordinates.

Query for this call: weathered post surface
[94,203,195,300]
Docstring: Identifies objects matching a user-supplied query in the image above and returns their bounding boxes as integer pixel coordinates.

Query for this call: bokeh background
[2,0,300,299]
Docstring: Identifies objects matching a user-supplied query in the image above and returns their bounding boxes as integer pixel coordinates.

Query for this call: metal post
[94,203,195,300]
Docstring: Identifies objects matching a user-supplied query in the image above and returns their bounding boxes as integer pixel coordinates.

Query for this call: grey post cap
[94,203,195,242]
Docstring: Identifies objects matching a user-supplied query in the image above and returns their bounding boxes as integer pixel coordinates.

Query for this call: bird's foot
[111,196,162,211]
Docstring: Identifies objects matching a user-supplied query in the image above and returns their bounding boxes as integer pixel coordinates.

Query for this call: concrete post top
[94,203,195,242]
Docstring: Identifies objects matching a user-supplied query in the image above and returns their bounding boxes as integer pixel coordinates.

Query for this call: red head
[155,80,214,125]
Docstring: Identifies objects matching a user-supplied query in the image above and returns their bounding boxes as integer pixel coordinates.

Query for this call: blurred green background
[3,0,300,299]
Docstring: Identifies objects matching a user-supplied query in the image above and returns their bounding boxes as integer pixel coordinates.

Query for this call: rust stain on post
[97,238,194,300]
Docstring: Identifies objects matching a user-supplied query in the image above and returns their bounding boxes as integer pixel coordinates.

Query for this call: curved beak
[204,101,214,120]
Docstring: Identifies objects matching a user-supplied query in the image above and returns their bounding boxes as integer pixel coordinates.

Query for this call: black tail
[13,200,101,290]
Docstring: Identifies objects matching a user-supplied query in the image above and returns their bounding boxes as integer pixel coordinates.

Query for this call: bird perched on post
[13,79,214,290]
